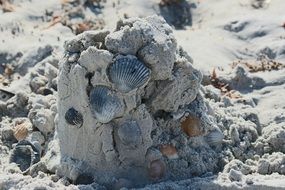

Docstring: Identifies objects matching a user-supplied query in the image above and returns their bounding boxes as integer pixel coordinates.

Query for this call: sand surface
[0,0,285,189]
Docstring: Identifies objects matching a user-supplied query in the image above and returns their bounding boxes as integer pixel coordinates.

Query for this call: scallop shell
[205,128,224,145]
[108,56,151,93]
[9,140,41,172]
[89,85,124,123]
[118,120,142,147]
[181,115,203,137]
[159,144,178,159]
[13,123,29,141]
[65,107,84,128]
[148,159,166,180]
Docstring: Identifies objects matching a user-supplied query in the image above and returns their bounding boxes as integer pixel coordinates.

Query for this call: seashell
[118,120,142,147]
[89,85,124,123]
[74,173,94,185]
[13,123,29,141]
[0,88,15,102]
[65,107,84,128]
[205,128,224,145]
[108,56,151,93]
[159,144,178,159]
[9,140,41,172]
[148,159,166,180]
[180,115,203,137]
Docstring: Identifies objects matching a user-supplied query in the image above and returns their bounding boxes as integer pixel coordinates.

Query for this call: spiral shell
[65,107,84,128]
[148,159,166,180]
[118,120,142,147]
[13,123,29,141]
[9,140,41,172]
[205,128,224,145]
[108,56,151,93]
[89,85,124,123]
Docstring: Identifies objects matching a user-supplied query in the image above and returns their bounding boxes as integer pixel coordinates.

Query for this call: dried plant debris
[232,58,285,73]
[210,68,242,99]
[46,0,105,34]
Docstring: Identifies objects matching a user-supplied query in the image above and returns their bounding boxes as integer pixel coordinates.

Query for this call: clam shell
[108,56,151,93]
[65,107,84,128]
[148,159,166,180]
[205,128,224,145]
[159,144,178,159]
[89,85,124,123]
[181,115,203,137]
[118,120,142,147]
[13,123,29,141]
[9,140,41,172]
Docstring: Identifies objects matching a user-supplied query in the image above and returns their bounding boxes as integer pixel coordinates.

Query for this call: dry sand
[0,0,285,189]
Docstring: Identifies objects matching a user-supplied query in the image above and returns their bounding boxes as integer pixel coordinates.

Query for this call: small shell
[0,89,15,102]
[74,173,94,185]
[148,159,166,180]
[65,107,84,128]
[108,56,151,93]
[89,85,124,123]
[9,140,41,172]
[13,123,29,141]
[205,128,224,145]
[118,120,142,147]
[181,115,203,137]
[159,144,178,159]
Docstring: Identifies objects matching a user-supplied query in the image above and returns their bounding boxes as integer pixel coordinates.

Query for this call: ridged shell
[13,123,29,141]
[65,107,84,128]
[205,128,224,145]
[89,86,123,123]
[118,120,142,147]
[9,140,41,172]
[181,115,203,137]
[148,159,166,180]
[108,57,151,93]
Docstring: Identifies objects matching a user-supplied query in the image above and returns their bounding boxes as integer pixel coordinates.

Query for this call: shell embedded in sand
[118,120,142,146]
[159,144,178,159]
[89,85,124,123]
[9,140,41,172]
[148,159,166,180]
[180,115,203,137]
[13,123,29,141]
[108,56,151,93]
[113,178,133,190]
[65,107,84,128]
[74,173,94,185]
[205,128,224,145]
[0,88,15,102]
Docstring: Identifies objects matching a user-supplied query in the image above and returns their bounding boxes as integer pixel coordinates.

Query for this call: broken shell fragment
[180,115,203,137]
[9,140,41,172]
[205,128,224,145]
[108,56,151,93]
[118,120,142,147]
[159,144,178,159]
[0,88,15,102]
[148,159,166,180]
[65,107,84,128]
[13,123,29,141]
[89,85,124,123]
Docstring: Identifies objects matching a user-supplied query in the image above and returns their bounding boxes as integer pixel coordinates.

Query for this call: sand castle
[57,15,223,187]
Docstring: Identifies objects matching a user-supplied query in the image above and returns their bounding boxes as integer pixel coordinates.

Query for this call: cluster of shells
[58,16,224,187]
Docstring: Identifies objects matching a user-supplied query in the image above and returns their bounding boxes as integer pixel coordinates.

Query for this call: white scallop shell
[89,85,124,123]
[205,128,224,145]
[108,56,151,93]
